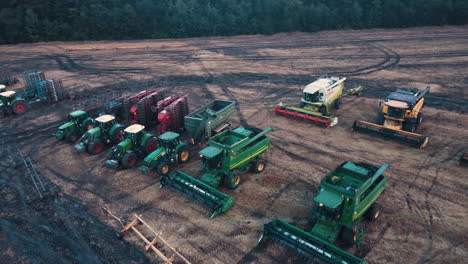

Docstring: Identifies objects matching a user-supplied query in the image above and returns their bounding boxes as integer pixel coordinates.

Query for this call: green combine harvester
[74,115,124,154]
[105,124,159,169]
[259,161,389,264]
[55,110,95,142]
[161,126,272,218]
[0,90,28,117]
[275,76,346,128]
[139,131,191,176]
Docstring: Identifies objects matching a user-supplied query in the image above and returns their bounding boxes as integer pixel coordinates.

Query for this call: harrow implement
[259,219,366,264]
[353,120,429,148]
[274,106,337,127]
[160,170,235,218]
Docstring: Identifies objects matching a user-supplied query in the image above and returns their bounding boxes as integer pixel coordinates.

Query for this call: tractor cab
[69,110,89,124]
[95,114,116,131]
[199,146,223,171]
[124,124,145,143]
[0,90,17,100]
[158,132,181,154]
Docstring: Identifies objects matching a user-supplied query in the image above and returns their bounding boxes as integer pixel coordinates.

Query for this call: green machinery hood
[58,121,75,131]
[142,147,166,166]
[314,188,344,209]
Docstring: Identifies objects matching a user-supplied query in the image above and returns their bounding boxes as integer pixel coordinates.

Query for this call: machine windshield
[314,202,342,220]
[386,107,405,118]
[203,154,222,169]
[304,92,320,102]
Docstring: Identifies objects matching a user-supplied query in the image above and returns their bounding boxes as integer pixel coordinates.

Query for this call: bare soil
[1,26,467,264]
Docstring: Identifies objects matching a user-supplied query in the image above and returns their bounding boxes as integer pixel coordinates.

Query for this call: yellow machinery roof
[95,115,115,123]
[0,91,16,97]
[385,100,409,109]
[125,124,145,133]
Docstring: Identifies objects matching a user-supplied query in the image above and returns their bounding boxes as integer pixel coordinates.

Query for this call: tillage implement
[74,115,124,154]
[275,76,346,127]
[160,126,271,218]
[259,161,389,264]
[353,87,430,148]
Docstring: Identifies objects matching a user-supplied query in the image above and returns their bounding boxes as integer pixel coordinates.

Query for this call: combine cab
[74,115,124,154]
[55,110,95,142]
[275,76,346,128]
[157,95,189,135]
[160,126,271,218]
[259,161,389,264]
[353,87,430,148]
[105,124,158,169]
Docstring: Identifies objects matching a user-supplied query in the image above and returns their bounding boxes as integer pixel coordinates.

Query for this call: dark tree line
[0,0,467,44]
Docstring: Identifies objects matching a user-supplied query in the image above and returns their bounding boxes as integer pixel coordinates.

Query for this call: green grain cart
[105,124,158,169]
[259,161,389,264]
[184,99,236,144]
[139,131,191,176]
[74,115,124,154]
[161,126,272,218]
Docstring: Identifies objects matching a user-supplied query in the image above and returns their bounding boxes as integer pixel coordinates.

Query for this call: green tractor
[74,115,124,154]
[161,126,272,218]
[0,90,28,117]
[55,110,95,142]
[105,124,159,169]
[139,132,191,176]
[0,85,6,93]
[259,161,389,264]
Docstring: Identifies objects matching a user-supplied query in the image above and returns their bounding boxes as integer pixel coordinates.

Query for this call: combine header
[353,87,430,148]
[259,161,389,264]
[275,76,346,128]
[161,126,271,218]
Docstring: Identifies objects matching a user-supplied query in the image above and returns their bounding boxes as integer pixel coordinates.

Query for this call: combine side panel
[352,120,429,148]
[259,219,366,264]
[160,171,235,218]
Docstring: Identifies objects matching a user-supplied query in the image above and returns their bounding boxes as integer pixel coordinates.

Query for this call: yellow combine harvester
[353,87,430,148]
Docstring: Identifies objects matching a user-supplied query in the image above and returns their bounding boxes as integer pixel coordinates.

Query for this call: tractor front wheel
[341,228,357,245]
[65,131,78,142]
[224,172,242,189]
[178,146,190,164]
[367,204,382,221]
[88,140,104,155]
[252,159,267,173]
[122,152,138,169]
[156,161,171,176]
[12,100,27,115]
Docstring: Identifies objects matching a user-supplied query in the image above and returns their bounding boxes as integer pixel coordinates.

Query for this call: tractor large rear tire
[156,161,171,176]
[122,152,138,169]
[177,146,190,164]
[12,100,27,115]
[88,139,104,155]
[252,159,267,173]
[417,112,423,126]
[143,137,158,154]
[111,127,124,144]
